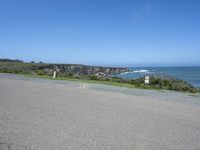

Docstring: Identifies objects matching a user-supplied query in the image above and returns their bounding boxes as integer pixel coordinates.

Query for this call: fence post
[145,76,150,84]
[53,70,57,79]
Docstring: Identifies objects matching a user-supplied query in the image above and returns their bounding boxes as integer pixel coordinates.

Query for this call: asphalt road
[0,74,200,150]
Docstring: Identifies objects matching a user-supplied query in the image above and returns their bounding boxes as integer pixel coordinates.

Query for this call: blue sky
[0,0,200,67]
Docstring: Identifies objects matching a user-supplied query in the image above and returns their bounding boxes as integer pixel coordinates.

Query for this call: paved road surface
[0,74,200,150]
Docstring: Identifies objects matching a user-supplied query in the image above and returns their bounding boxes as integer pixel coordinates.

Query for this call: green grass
[0,62,49,74]
[22,74,137,89]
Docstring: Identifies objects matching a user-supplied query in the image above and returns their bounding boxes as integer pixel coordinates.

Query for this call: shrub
[67,72,74,77]
[129,78,143,86]
[89,75,98,80]
[35,70,46,76]
[127,76,198,93]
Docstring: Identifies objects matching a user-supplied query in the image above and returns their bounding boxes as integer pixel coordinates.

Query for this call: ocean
[117,66,200,88]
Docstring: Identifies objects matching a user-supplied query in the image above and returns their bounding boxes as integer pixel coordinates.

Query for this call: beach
[0,74,200,150]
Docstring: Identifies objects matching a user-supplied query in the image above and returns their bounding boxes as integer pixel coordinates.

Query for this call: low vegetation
[128,77,198,93]
[0,62,49,74]
[0,61,199,93]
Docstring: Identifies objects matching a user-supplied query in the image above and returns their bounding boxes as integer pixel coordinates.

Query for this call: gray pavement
[0,74,200,150]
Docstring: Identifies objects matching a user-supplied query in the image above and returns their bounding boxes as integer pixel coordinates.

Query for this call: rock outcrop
[41,64,127,76]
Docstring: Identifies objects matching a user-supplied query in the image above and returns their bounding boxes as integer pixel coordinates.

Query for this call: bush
[127,76,198,93]
[89,75,98,80]
[35,70,46,76]
[67,72,74,77]
[129,78,143,86]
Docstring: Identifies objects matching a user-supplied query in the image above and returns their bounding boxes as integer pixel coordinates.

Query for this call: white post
[53,71,57,79]
[145,76,150,84]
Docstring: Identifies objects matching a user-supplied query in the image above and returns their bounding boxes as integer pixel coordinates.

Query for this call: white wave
[133,70,149,73]
[120,71,132,75]
[120,69,154,75]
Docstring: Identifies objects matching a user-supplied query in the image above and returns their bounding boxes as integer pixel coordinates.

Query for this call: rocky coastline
[43,64,128,76]
[0,59,128,76]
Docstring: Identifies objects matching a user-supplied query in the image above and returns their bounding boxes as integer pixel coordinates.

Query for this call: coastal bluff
[41,64,128,76]
[0,59,128,76]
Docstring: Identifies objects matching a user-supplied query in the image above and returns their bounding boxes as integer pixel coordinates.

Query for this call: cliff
[41,64,128,76]
[0,59,128,76]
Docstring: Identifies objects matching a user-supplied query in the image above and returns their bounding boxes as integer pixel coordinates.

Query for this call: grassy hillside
[0,62,49,74]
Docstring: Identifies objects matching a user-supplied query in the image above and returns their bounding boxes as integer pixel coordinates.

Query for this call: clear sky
[0,0,200,67]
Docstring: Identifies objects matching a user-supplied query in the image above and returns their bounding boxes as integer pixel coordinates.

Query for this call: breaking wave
[120,69,152,75]
[132,69,149,73]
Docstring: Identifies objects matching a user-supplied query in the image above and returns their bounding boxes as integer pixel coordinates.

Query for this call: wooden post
[145,76,150,84]
[53,71,57,79]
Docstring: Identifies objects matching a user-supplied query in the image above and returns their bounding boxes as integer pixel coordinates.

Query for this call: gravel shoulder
[0,74,200,150]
